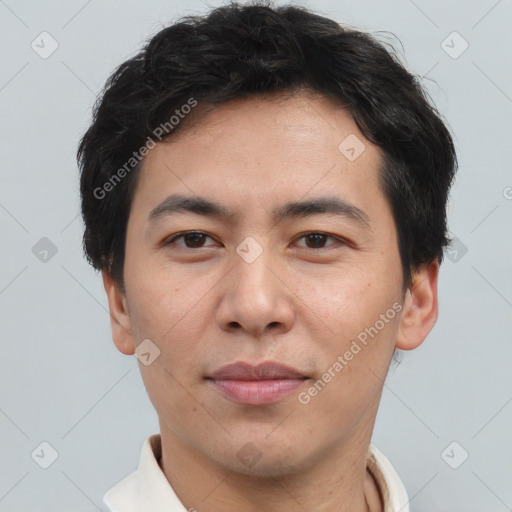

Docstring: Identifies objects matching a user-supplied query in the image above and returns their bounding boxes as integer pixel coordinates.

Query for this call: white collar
[103,434,410,512]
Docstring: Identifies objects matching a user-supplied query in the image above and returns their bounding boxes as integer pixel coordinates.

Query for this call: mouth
[206,361,309,406]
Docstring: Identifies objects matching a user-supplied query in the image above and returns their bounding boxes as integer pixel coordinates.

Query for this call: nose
[215,243,295,338]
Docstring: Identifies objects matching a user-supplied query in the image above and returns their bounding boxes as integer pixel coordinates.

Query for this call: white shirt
[103,434,410,512]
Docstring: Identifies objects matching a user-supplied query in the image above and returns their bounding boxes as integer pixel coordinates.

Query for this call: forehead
[130,90,386,225]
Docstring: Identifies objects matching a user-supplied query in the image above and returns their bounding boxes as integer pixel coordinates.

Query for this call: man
[78,3,457,511]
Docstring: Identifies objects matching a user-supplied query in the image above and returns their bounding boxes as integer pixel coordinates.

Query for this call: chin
[214,435,312,478]
[227,452,307,479]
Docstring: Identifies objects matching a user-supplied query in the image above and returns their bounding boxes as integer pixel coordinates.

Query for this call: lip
[207,361,308,406]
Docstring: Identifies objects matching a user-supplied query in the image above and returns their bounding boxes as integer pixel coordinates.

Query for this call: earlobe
[395,259,439,351]
[101,269,135,355]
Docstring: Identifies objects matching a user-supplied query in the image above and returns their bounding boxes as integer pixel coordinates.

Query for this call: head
[78,2,457,476]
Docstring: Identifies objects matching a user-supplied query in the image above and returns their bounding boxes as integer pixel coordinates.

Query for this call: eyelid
[163,231,216,248]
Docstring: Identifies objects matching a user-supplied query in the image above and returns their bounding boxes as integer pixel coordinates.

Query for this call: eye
[294,232,343,250]
[163,231,216,249]
[162,231,346,251]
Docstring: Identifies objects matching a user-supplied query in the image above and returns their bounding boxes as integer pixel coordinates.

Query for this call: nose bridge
[233,236,278,312]
[235,240,274,303]
[216,236,294,336]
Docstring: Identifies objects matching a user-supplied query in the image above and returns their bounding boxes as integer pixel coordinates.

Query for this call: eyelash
[163,231,347,251]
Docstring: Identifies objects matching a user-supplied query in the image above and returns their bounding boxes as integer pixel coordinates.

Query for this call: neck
[157,412,382,512]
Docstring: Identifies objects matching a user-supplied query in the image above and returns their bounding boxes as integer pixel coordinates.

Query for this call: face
[104,90,438,477]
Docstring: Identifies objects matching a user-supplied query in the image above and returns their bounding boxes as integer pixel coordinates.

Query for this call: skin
[102,89,439,512]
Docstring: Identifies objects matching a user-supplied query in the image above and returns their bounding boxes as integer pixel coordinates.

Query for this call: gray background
[1,0,511,510]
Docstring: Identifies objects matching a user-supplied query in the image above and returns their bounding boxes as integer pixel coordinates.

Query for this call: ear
[395,259,439,351]
[101,269,135,355]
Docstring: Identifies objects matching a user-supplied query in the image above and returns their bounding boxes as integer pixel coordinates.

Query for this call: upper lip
[209,361,306,381]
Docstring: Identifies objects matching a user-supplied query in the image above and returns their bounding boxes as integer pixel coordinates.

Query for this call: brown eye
[295,232,340,249]
[165,231,214,248]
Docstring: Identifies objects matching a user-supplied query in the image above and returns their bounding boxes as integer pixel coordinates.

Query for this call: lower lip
[209,378,306,405]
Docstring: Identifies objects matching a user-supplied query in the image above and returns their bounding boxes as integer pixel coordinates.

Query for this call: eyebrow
[147,193,371,228]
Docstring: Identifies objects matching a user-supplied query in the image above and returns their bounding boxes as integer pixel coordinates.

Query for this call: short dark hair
[78,1,458,294]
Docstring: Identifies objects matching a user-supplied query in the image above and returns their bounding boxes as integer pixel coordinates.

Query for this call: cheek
[290,266,380,338]
[307,268,402,370]
[302,310,400,427]
[126,268,215,373]
[125,258,192,335]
